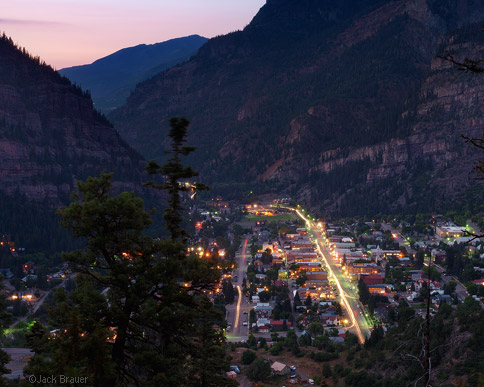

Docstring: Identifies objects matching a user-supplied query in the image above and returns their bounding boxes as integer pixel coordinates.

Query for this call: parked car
[290,365,296,371]
[230,365,240,374]
[308,379,315,385]
[290,373,297,379]
[243,321,248,326]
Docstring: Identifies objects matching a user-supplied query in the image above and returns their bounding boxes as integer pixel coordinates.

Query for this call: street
[226,237,251,342]
[295,209,371,344]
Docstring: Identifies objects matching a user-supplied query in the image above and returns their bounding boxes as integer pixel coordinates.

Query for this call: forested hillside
[112,0,484,215]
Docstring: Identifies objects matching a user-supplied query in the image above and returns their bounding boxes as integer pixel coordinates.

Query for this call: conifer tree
[25,117,235,386]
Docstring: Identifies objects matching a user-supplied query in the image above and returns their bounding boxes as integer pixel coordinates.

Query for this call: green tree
[293,292,302,311]
[245,358,271,382]
[36,118,234,386]
[296,272,307,286]
[247,333,257,349]
[308,321,324,337]
[145,117,208,240]
[0,280,11,382]
[322,363,332,378]
[305,294,312,308]
[358,278,370,304]
[241,350,257,365]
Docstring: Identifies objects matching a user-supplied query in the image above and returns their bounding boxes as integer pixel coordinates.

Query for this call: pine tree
[0,280,11,382]
[145,117,208,240]
[26,118,235,386]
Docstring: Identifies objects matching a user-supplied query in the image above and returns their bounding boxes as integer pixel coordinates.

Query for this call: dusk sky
[1,0,266,69]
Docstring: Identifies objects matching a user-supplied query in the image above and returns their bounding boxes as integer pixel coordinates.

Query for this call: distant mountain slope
[112,0,484,215]
[0,33,146,251]
[59,35,208,113]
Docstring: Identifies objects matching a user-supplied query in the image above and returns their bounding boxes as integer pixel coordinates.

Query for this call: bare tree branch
[438,54,484,73]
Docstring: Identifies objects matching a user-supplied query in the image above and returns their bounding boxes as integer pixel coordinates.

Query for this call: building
[435,225,465,239]
[306,271,328,281]
[346,263,381,276]
[296,228,307,236]
[271,361,290,376]
[362,273,384,285]
[270,320,292,330]
[367,284,394,295]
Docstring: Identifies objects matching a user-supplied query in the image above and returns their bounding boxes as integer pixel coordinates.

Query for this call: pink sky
[1,0,266,69]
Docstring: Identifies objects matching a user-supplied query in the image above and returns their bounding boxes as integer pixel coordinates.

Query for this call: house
[271,361,290,376]
[472,279,484,286]
[255,303,273,314]
[226,371,237,379]
[270,320,292,330]
[0,269,13,279]
[294,370,309,384]
[296,228,307,236]
[367,284,393,295]
[321,314,340,326]
[362,273,384,285]
[329,336,345,344]
[436,294,452,305]
[21,274,37,283]
[23,261,34,274]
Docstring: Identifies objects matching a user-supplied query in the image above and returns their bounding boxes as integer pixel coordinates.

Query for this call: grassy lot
[229,346,338,386]
[245,213,295,223]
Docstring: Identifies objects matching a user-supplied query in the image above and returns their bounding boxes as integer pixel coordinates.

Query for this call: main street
[294,209,371,344]
[226,237,251,342]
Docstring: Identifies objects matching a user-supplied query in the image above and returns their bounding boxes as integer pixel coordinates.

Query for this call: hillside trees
[0,281,11,383]
[24,118,235,386]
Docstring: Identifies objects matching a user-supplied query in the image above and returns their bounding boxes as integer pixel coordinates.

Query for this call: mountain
[59,35,208,113]
[112,0,484,215]
[0,33,147,251]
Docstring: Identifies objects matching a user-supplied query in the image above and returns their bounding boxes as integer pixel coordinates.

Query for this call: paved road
[3,347,32,380]
[381,222,410,251]
[294,209,370,344]
[433,263,469,302]
[226,237,251,342]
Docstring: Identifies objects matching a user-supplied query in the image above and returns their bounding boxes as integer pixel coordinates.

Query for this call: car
[290,373,297,379]
[230,365,240,374]
[290,365,296,371]
[243,311,248,314]
[308,379,315,385]
[242,321,248,326]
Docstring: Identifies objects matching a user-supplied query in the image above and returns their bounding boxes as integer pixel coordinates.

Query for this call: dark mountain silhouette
[60,35,208,113]
[112,0,484,215]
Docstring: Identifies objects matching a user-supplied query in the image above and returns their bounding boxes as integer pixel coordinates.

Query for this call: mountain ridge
[111,0,484,215]
[60,35,208,113]
[0,33,148,250]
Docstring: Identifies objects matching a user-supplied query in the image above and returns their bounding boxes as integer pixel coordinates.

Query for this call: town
[1,196,484,385]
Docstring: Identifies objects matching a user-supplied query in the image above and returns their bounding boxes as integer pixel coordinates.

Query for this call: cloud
[0,18,64,26]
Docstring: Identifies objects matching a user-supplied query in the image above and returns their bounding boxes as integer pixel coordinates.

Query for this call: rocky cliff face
[112,0,484,215]
[0,34,144,203]
[0,34,147,250]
